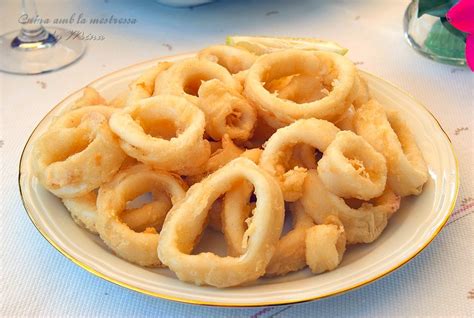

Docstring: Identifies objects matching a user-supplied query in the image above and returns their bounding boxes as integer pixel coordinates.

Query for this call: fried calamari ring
[244,49,357,126]
[72,87,107,109]
[317,131,387,200]
[96,164,187,267]
[259,118,340,201]
[265,202,314,277]
[198,79,257,141]
[33,106,126,198]
[198,45,257,74]
[353,100,428,196]
[154,58,241,104]
[109,95,211,173]
[63,190,172,234]
[158,158,285,287]
[124,62,173,107]
[300,170,400,244]
[305,216,346,274]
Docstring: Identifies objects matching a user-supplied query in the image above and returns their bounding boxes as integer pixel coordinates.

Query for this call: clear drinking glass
[0,0,86,74]
[403,0,466,66]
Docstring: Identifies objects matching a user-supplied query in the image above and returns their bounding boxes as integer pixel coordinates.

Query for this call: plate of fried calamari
[19,36,458,306]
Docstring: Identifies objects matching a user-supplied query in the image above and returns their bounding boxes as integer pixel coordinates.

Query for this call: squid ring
[244,49,357,126]
[153,58,241,104]
[353,100,428,196]
[197,45,257,74]
[259,118,340,201]
[158,158,284,288]
[300,170,400,244]
[96,164,187,267]
[63,190,172,234]
[305,216,346,274]
[198,79,257,141]
[317,130,387,200]
[33,106,126,198]
[109,95,211,173]
[265,201,314,277]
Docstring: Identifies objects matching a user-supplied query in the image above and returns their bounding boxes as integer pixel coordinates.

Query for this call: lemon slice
[226,35,348,55]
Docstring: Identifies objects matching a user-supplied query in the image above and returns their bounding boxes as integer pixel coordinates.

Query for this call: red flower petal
[466,34,474,71]
[446,0,474,33]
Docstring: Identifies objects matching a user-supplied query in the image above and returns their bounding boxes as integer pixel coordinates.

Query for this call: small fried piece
[72,87,107,109]
[305,216,346,274]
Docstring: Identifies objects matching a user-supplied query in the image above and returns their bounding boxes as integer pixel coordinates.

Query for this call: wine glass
[0,0,86,75]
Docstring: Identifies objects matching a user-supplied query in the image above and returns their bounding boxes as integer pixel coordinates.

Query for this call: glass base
[0,27,86,75]
[403,1,466,67]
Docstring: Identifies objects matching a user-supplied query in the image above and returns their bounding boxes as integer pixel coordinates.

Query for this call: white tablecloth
[1,0,473,316]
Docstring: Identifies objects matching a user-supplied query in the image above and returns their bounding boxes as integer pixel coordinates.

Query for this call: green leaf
[424,20,466,58]
[418,0,458,18]
[440,17,468,42]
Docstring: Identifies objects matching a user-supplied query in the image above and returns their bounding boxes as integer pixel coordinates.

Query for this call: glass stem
[17,0,49,42]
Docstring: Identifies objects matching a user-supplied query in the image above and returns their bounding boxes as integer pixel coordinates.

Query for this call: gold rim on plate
[18,54,459,307]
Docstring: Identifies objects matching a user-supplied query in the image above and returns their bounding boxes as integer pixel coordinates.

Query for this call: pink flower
[446,0,474,71]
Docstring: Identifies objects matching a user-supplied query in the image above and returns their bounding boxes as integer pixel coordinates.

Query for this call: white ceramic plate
[19,54,458,307]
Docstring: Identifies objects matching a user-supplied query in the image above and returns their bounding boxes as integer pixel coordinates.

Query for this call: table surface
[1,0,473,316]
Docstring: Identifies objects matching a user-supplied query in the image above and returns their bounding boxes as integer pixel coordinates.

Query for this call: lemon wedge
[226,35,348,55]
